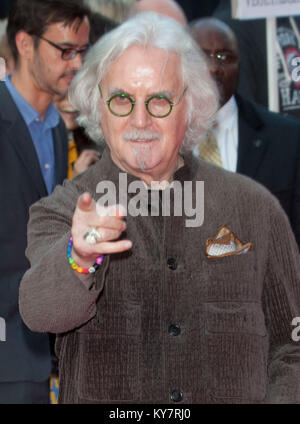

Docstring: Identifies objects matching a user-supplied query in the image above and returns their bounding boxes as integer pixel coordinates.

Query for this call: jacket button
[167,258,177,270]
[254,139,263,148]
[168,324,181,336]
[170,390,183,402]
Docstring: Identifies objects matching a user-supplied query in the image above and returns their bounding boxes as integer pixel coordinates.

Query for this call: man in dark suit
[189,17,300,249]
[0,0,90,403]
[212,0,268,108]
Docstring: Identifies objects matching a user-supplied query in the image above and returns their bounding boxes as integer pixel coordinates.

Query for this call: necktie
[198,129,222,167]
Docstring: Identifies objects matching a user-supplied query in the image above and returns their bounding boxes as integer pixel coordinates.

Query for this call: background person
[189,17,300,249]
[0,0,90,404]
[212,0,268,108]
[54,94,101,179]
[54,10,117,180]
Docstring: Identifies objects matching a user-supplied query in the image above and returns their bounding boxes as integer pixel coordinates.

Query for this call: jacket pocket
[200,251,260,302]
[75,301,141,402]
[204,301,268,401]
[204,250,255,273]
[77,333,141,402]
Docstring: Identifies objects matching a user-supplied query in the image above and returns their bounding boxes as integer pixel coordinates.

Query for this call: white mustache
[123,130,162,141]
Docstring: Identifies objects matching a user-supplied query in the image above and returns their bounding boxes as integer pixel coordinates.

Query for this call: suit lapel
[236,96,269,179]
[53,124,65,186]
[7,120,48,197]
[0,84,47,197]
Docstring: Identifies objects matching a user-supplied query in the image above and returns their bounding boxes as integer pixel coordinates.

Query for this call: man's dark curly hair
[7,0,90,63]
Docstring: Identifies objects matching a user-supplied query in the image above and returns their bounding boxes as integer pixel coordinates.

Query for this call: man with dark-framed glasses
[19,12,300,404]
[35,35,90,62]
[0,0,90,404]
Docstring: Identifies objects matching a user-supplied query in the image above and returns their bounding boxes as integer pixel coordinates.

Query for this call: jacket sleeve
[263,196,300,403]
[19,180,108,334]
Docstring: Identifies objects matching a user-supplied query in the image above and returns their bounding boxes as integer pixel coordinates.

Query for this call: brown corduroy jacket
[19,148,300,404]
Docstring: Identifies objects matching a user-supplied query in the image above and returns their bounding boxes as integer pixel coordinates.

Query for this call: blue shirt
[5,75,60,194]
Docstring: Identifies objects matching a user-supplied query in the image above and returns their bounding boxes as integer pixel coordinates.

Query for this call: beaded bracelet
[67,237,104,275]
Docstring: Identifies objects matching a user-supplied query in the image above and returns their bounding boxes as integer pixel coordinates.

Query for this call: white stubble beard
[131,143,154,171]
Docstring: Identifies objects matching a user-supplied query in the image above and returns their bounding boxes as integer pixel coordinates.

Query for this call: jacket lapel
[7,120,48,198]
[52,123,67,186]
[0,83,47,197]
[236,96,269,179]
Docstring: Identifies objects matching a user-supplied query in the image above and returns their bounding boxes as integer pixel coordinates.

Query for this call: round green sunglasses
[98,84,187,118]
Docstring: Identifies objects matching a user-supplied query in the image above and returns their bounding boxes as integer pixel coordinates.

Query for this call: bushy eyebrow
[150,90,174,99]
[108,87,133,97]
[107,87,175,99]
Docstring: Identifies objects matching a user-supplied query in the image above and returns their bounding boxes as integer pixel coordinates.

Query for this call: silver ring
[83,227,102,245]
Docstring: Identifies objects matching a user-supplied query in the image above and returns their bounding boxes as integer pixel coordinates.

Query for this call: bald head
[131,0,187,26]
[189,17,239,107]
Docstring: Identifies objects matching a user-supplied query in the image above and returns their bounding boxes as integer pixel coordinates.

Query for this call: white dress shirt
[213,96,239,172]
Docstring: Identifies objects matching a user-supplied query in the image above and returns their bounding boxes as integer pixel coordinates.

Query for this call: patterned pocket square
[206,225,253,258]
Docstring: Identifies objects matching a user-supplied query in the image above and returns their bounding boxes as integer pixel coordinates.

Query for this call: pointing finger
[77,192,95,212]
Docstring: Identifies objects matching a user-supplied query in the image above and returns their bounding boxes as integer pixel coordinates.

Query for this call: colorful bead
[67,237,104,275]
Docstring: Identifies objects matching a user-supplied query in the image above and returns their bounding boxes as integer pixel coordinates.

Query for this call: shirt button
[45,163,51,169]
[167,258,177,270]
[170,390,183,402]
[35,117,40,122]
[168,324,181,336]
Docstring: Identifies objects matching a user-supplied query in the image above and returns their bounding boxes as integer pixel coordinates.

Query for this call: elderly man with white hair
[19,13,300,404]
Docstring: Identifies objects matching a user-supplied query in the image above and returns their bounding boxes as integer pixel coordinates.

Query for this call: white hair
[69,12,219,151]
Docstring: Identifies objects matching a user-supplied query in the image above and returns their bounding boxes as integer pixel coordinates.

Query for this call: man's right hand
[71,192,132,268]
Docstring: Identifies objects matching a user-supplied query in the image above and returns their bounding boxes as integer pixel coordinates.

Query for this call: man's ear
[15,31,35,60]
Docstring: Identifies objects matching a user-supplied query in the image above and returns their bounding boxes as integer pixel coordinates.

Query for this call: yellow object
[50,376,59,404]
[68,140,78,180]
[198,130,222,167]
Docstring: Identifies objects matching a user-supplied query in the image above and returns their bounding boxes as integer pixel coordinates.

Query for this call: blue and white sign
[232,0,300,20]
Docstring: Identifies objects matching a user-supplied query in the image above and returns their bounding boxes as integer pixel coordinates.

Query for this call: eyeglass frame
[98,83,188,118]
[36,35,89,61]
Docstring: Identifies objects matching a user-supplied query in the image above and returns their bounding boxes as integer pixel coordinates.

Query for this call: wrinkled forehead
[102,45,183,92]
